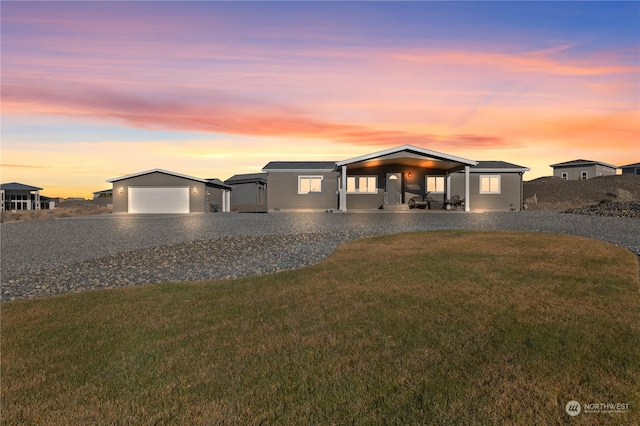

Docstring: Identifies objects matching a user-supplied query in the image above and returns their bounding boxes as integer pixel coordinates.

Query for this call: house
[549,159,617,180]
[107,169,232,214]
[93,189,113,199]
[262,145,529,212]
[0,182,55,212]
[619,162,640,175]
[224,173,268,212]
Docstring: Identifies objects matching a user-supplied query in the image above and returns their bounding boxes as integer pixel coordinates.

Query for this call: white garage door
[128,187,190,214]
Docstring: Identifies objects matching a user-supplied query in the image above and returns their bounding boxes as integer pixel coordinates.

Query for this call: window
[346,176,377,193]
[581,171,588,180]
[298,176,323,194]
[561,172,568,180]
[426,176,445,193]
[480,175,501,194]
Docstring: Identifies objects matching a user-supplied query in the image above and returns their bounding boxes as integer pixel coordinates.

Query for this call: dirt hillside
[524,174,640,209]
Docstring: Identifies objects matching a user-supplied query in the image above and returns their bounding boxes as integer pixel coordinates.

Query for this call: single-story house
[619,162,640,175]
[107,169,232,214]
[262,145,529,212]
[0,182,55,211]
[93,189,113,199]
[550,159,617,180]
[224,173,268,212]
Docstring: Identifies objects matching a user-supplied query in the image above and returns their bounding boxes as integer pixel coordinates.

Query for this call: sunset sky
[2,1,639,198]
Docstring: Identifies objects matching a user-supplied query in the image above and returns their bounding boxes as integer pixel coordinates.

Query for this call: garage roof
[107,169,232,189]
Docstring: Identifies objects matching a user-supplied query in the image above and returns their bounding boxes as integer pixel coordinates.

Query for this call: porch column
[446,173,451,200]
[340,165,347,211]
[464,166,470,211]
[35,190,41,210]
[224,190,231,212]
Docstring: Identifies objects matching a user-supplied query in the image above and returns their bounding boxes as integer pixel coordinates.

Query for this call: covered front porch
[336,145,477,212]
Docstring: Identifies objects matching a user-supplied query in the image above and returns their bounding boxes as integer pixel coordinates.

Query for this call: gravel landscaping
[2,211,639,302]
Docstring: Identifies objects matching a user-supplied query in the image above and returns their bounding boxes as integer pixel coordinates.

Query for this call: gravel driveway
[2,211,638,301]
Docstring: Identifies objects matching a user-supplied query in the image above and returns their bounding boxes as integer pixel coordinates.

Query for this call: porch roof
[336,145,477,170]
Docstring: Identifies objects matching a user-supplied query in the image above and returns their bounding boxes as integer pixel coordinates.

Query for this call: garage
[108,169,233,214]
[128,187,189,214]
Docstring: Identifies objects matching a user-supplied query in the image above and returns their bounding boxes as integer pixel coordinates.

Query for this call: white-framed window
[426,176,445,193]
[480,175,501,194]
[561,172,568,180]
[581,171,588,180]
[298,176,323,194]
[346,176,377,194]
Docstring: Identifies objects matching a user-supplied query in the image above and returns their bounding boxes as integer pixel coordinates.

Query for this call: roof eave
[336,144,477,167]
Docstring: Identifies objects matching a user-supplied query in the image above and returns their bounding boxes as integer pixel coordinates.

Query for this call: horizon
[2,1,639,198]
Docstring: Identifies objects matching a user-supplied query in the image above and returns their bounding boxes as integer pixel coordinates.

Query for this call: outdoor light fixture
[193,187,198,193]
[119,187,124,194]
[407,172,413,178]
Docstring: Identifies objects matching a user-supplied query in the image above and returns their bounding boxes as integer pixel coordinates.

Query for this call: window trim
[298,175,323,194]
[425,176,445,193]
[479,175,501,194]
[581,171,588,180]
[346,175,378,194]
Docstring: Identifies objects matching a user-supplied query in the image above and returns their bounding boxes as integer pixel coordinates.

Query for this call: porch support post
[35,190,41,210]
[340,165,347,211]
[464,166,470,211]
[225,190,231,212]
[446,173,451,200]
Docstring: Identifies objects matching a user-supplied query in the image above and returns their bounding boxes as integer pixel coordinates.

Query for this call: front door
[385,173,401,205]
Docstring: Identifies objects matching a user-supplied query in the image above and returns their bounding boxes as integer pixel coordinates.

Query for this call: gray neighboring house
[224,173,268,212]
[107,169,232,214]
[262,145,530,212]
[550,159,617,180]
[93,189,113,200]
[620,162,640,175]
[0,182,55,211]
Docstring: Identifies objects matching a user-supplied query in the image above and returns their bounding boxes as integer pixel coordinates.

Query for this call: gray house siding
[267,171,339,211]
[553,164,615,180]
[345,165,449,209]
[621,164,640,175]
[111,172,207,213]
[451,173,523,211]
[229,183,267,212]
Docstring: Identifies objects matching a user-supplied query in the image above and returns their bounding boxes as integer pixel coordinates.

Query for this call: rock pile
[564,201,640,218]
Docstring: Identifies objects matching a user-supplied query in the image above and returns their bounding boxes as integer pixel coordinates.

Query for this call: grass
[2,231,639,425]
[0,205,111,223]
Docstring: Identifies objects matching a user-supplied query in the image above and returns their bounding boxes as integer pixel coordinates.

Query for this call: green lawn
[2,231,639,425]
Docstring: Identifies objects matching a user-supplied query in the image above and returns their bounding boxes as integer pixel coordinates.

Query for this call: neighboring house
[224,173,268,212]
[107,169,232,214]
[619,162,640,175]
[262,145,530,212]
[93,189,113,199]
[0,182,54,212]
[549,159,617,180]
[39,196,57,210]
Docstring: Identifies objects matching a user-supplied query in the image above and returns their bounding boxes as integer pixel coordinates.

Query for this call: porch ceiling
[345,154,466,171]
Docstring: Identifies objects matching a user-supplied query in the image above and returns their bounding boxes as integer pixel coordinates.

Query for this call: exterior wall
[345,165,448,209]
[553,164,615,180]
[451,172,523,211]
[2,190,39,211]
[230,182,267,212]
[267,171,339,211]
[621,166,640,175]
[111,172,207,213]
[207,187,224,212]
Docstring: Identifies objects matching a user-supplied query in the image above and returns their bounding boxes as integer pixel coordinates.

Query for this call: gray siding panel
[111,172,206,213]
[267,172,339,211]
[450,173,523,211]
[553,165,613,180]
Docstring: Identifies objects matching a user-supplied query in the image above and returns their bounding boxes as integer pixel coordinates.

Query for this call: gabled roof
[619,162,640,168]
[549,159,617,168]
[472,161,530,172]
[0,182,43,191]
[225,173,268,185]
[107,169,232,189]
[262,161,337,172]
[336,145,477,167]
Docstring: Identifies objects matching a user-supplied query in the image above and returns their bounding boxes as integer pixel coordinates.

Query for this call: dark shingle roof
[263,161,337,171]
[620,162,640,168]
[205,178,233,190]
[474,161,528,170]
[225,173,268,185]
[550,159,617,168]
[0,182,43,191]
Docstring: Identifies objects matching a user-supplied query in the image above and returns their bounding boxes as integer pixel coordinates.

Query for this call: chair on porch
[445,195,463,210]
